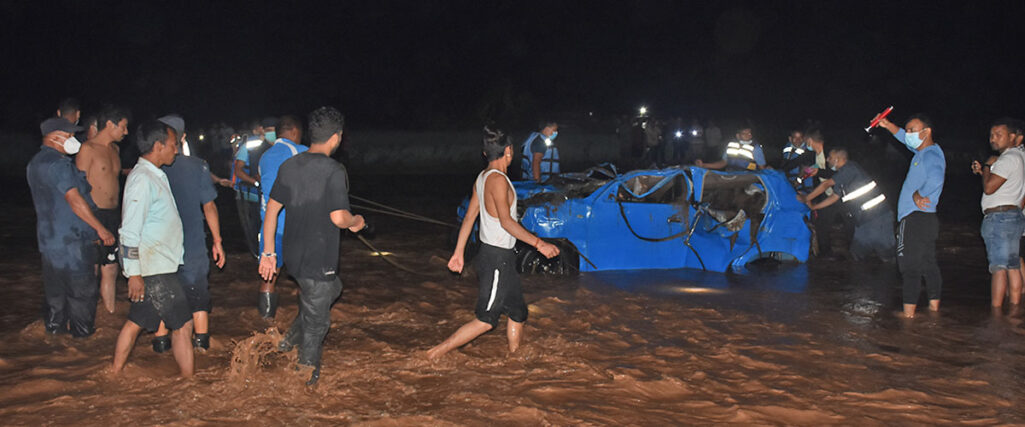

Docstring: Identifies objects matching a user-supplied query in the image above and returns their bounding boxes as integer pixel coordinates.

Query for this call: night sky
[3,1,1024,141]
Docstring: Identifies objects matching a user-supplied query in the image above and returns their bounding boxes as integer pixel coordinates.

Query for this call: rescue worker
[779,129,813,192]
[520,120,560,182]
[799,148,895,262]
[233,118,276,258]
[696,125,766,171]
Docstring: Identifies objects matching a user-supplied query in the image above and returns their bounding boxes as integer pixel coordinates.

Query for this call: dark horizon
[3,1,1024,142]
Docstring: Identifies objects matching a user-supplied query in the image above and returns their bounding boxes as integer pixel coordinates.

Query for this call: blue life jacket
[521,132,560,181]
[234,135,269,201]
[725,141,758,171]
[782,143,812,191]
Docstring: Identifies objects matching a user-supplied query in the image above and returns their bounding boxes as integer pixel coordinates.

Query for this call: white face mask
[62,136,81,155]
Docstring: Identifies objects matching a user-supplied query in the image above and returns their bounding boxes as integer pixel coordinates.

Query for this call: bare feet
[902,304,916,319]
[928,299,940,312]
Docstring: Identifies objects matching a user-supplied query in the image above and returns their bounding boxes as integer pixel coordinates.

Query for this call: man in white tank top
[427,126,560,360]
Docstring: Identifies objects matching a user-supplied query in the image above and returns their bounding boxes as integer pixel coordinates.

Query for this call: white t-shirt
[981,147,1025,211]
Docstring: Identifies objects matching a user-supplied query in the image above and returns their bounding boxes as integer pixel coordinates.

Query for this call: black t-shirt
[269,152,351,280]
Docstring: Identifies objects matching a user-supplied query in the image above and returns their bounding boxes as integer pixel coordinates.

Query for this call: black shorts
[474,243,528,328]
[127,272,193,332]
[179,257,211,313]
[95,208,120,265]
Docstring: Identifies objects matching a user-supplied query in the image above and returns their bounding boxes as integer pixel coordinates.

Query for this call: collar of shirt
[136,157,162,173]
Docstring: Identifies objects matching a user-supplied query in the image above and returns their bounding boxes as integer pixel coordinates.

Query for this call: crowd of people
[25,96,1025,386]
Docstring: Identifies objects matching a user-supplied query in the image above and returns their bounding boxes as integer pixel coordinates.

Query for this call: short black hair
[278,115,302,133]
[482,124,511,161]
[58,98,80,116]
[82,115,97,128]
[804,127,824,143]
[308,107,344,144]
[97,105,130,131]
[539,119,557,130]
[830,147,849,161]
[136,120,172,155]
[992,117,1023,135]
[908,113,933,130]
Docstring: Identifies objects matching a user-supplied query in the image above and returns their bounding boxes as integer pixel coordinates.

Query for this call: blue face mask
[264,131,277,142]
[548,131,558,141]
[904,131,923,150]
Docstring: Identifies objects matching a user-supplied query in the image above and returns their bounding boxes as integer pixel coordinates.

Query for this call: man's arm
[696,159,726,170]
[121,177,151,301]
[202,201,225,268]
[798,178,835,204]
[532,152,543,182]
[64,188,114,245]
[914,152,945,207]
[484,174,559,258]
[329,208,365,231]
[234,160,258,186]
[74,143,92,173]
[810,193,841,211]
[258,198,283,280]
[210,172,231,187]
[448,188,480,273]
[755,146,767,169]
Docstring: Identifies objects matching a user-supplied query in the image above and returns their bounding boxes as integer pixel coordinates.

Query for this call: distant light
[675,130,683,138]
[691,129,699,136]
[669,286,727,294]
[588,111,594,117]
[639,106,648,116]
[198,134,205,141]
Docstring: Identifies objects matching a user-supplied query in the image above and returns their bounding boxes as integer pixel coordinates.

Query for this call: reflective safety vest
[521,132,560,181]
[782,143,812,190]
[782,144,807,160]
[838,172,887,224]
[725,141,758,171]
[234,135,269,200]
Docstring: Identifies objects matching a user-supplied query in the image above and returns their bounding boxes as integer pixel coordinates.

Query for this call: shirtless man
[76,106,129,313]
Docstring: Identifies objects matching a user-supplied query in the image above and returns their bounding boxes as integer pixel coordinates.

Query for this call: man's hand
[347,214,366,233]
[258,254,277,281]
[128,276,144,303]
[211,240,226,268]
[45,131,69,147]
[97,227,116,246]
[217,178,232,187]
[796,194,807,204]
[536,240,560,258]
[448,252,464,273]
[912,191,932,209]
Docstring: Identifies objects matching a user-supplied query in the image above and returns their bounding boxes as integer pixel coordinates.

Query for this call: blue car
[457,165,811,274]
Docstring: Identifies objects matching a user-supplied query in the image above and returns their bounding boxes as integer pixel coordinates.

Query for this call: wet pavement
[0,174,1023,425]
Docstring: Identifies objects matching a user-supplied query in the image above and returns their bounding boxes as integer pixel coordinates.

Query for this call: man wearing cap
[27,118,115,337]
[76,106,130,314]
[255,115,307,319]
[112,120,194,378]
[147,115,226,352]
[233,118,275,258]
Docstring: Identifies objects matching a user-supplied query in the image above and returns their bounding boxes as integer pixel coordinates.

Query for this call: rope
[350,195,457,228]
[350,204,457,228]
[353,233,437,276]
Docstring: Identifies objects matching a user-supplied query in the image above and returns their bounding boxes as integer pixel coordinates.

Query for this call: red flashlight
[865,106,894,132]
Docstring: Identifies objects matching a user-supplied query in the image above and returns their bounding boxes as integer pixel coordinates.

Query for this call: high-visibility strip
[861,194,886,210]
[842,181,877,202]
[727,148,755,160]
[245,139,263,149]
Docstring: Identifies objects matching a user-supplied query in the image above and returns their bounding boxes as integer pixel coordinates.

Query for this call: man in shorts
[428,125,560,360]
[77,106,130,313]
[112,120,194,378]
[149,115,226,352]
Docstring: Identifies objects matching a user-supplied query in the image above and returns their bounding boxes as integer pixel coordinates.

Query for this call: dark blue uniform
[163,154,219,312]
[831,161,895,262]
[26,146,100,336]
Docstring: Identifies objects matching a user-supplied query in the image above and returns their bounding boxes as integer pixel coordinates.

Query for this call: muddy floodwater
[1,174,1023,426]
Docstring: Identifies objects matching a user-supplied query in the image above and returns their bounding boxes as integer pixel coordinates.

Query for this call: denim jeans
[981,210,1025,273]
[283,276,343,367]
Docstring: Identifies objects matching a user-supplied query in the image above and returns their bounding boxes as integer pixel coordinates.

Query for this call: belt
[984,205,1020,214]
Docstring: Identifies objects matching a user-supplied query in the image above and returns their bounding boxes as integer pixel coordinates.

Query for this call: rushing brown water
[0,176,1023,425]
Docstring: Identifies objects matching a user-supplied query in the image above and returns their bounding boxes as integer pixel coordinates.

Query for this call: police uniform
[830,161,895,262]
[520,132,560,181]
[163,154,219,313]
[722,140,765,171]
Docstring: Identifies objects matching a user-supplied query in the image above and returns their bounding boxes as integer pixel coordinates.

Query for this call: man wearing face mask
[878,115,946,318]
[233,118,276,258]
[971,118,1025,309]
[27,118,115,337]
[520,119,560,183]
[798,148,895,262]
[696,125,766,171]
[77,106,130,314]
[255,115,308,319]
